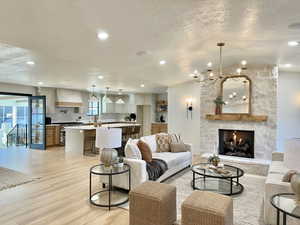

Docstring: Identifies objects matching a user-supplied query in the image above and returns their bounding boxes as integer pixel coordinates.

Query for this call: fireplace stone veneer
[199,66,277,160]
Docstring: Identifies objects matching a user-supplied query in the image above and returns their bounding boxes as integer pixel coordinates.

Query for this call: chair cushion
[269,161,289,175]
[125,138,142,160]
[140,135,157,153]
[153,152,192,169]
[137,140,153,162]
[156,134,171,152]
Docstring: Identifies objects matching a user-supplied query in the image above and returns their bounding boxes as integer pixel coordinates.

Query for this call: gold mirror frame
[220,75,252,115]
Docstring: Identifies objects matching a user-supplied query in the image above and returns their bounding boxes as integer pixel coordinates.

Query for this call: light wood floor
[0,147,129,225]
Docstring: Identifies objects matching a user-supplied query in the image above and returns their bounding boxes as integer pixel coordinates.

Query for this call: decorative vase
[215,105,221,115]
[100,148,118,167]
[291,174,300,204]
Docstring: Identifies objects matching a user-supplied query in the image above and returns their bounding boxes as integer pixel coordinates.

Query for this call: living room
[0,1,300,225]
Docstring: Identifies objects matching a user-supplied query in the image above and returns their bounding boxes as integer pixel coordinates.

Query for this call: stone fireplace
[218,129,255,158]
[199,66,277,160]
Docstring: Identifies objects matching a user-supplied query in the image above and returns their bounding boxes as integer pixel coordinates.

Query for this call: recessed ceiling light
[288,41,299,46]
[38,81,43,85]
[97,31,109,40]
[140,84,145,88]
[98,75,104,79]
[159,60,166,65]
[284,64,292,68]
[26,61,35,65]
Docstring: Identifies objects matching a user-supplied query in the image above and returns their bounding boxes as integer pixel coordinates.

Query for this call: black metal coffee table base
[191,176,244,196]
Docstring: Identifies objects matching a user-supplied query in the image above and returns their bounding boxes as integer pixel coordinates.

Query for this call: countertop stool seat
[181,191,233,225]
[129,181,177,225]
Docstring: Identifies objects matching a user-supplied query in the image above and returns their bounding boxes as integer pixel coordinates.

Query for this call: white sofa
[264,138,300,225]
[102,134,192,190]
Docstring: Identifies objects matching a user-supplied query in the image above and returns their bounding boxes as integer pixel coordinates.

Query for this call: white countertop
[64,123,141,130]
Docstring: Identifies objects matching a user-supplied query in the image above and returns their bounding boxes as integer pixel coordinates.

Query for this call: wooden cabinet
[151,123,168,134]
[46,125,61,147]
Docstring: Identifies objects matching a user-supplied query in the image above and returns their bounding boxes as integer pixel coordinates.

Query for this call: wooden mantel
[206,114,268,122]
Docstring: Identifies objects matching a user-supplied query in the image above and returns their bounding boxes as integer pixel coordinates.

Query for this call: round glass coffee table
[271,193,300,225]
[89,164,130,210]
[191,163,244,195]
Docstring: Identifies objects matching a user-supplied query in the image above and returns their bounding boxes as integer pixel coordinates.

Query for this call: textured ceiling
[0,0,299,93]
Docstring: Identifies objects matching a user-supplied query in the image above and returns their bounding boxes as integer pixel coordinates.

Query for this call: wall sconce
[186,98,193,119]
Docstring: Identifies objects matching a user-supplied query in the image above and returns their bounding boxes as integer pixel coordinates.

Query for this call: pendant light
[89,85,98,102]
[115,89,125,104]
[103,87,113,104]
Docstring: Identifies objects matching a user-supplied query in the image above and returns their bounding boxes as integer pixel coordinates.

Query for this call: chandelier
[192,43,247,85]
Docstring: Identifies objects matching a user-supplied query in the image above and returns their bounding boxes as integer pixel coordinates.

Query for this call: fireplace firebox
[218,129,255,158]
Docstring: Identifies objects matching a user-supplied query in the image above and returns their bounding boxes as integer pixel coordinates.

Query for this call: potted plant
[213,96,225,115]
[208,154,220,167]
[114,157,124,168]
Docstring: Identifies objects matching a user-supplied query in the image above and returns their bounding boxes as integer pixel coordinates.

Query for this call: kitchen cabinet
[46,125,61,147]
[151,123,168,134]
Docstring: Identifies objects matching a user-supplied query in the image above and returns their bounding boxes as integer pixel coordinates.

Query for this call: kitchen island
[65,123,141,154]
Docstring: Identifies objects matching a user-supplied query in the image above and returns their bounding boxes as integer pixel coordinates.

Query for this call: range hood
[56,89,83,107]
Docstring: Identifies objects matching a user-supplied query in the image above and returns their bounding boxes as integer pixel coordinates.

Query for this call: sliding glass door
[29,96,46,150]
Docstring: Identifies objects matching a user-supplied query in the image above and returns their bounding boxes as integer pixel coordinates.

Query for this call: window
[17,106,28,125]
[0,106,13,128]
[87,101,99,116]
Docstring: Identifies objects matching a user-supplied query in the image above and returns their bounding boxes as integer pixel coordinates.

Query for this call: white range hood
[56,89,83,107]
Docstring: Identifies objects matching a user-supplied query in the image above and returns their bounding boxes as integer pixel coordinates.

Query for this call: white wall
[168,81,201,154]
[277,71,300,152]
[0,82,36,95]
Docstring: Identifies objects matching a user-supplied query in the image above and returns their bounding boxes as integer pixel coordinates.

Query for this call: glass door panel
[29,96,46,149]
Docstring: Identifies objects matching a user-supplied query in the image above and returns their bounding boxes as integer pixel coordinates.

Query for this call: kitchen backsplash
[47,107,129,123]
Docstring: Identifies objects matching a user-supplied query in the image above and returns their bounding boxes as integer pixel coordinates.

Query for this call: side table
[271,193,300,225]
[89,163,131,210]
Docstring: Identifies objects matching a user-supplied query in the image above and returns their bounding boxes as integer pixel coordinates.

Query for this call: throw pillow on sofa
[169,133,182,144]
[137,140,153,162]
[170,143,188,153]
[125,138,142,160]
[156,134,171,152]
[140,135,157,153]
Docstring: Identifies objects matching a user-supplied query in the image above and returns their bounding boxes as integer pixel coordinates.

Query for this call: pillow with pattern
[156,134,171,152]
[169,133,182,144]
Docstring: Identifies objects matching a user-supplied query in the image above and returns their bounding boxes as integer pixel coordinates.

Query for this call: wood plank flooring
[0,147,129,225]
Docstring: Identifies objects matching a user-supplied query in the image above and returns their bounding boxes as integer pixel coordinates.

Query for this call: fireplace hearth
[219,129,255,158]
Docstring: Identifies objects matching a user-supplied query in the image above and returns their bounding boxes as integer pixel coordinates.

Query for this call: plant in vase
[114,156,124,168]
[213,96,225,115]
[208,154,220,167]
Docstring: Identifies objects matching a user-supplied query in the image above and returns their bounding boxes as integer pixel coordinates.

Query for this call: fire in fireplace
[218,129,255,158]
